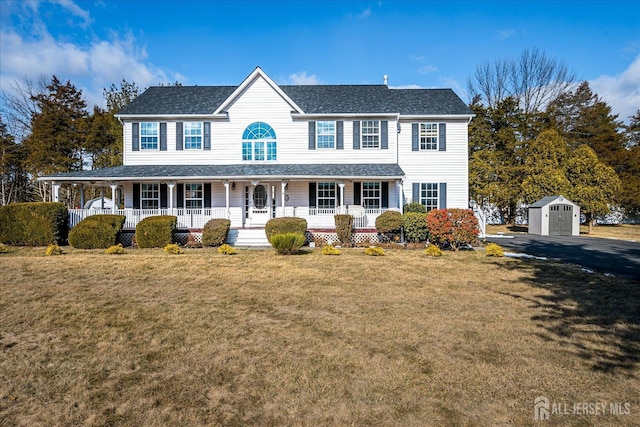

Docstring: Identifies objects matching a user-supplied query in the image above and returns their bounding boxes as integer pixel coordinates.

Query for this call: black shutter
[353,121,360,150]
[133,183,141,208]
[381,182,389,208]
[308,183,316,208]
[177,184,184,208]
[439,183,447,208]
[336,121,344,150]
[160,183,168,208]
[204,122,211,150]
[412,183,420,203]
[176,122,183,150]
[160,123,167,151]
[308,121,316,150]
[354,182,361,205]
[412,123,419,151]
[204,183,212,208]
[381,120,388,149]
[336,183,342,206]
[438,123,446,151]
[132,122,139,151]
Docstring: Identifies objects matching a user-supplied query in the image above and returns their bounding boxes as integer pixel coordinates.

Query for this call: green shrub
[0,243,10,253]
[485,242,504,257]
[334,214,354,245]
[364,246,385,256]
[163,243,181,254]
[427,209,479,250]
[403,212,428,243]
[403,202,427,213]
[265,217,307,240]
[375,210,404,233]
[135,216,177,248]
[321,244,341,255]
[69,214,126,249]
[269,232,306,255]
[424,244,443,257]
[45,244,63,256]
[202,218,231,247]
[217,243,237,255]
[0,202,68,246]
[105,244,126,255]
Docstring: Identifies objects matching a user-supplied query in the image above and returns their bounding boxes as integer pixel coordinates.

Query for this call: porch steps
[226,228,271,247]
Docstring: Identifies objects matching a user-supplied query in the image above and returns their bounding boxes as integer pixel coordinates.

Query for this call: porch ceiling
[39,163,405,183]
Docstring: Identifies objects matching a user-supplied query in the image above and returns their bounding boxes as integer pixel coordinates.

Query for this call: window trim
[360,120,380,149]
[242,122,277,162]
[141,183,160,209]
[316,121,336,149]
[420,182,439,211]
[362,181,381,209]
[316,182,337,209]
[420,123,438,151]
[140,122,159,150]
[183,122,203,150]
[184,183,204,209]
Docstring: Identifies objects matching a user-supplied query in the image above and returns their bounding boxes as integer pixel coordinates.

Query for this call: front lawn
[1,247,638,425]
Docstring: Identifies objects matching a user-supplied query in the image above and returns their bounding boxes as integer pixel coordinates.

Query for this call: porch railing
[67,207,399,230]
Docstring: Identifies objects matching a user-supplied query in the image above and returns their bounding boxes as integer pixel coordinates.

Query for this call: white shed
[528,195,580,236]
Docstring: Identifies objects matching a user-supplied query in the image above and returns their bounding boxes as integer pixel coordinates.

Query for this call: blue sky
[1,0,638,121]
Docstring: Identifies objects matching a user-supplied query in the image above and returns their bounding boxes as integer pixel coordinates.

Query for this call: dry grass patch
[488,223,640,242]
[1,246,638,426]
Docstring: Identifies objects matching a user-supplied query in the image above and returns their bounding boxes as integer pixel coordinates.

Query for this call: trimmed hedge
[202,218,231,247]
[265,217,307,240]
[403,202,427,213]
[427,208,479,250]
[135,215,177,248]
[68,214,126,249]
[334,214,354,245]
[403,212,428,243]
[375,210,404,233]
[269,232,306,255]
[0,202,68,246]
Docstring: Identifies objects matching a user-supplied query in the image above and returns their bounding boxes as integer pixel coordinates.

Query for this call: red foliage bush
[426,208,479,250]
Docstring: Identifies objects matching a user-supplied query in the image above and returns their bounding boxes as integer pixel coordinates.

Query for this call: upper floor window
[362,182,381,208]
[361,120,379,149]
[184,183,203,208]
[141,183,159,209]
[420,123,438,150]
[242,122,277,161]
[316,121,335,149]
[184,122,203,150]
[140,122,158,150]
[420,183,438,211]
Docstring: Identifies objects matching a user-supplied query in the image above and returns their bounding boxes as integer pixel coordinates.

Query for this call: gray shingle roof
[42,164,405,181]
[117,84,473,116]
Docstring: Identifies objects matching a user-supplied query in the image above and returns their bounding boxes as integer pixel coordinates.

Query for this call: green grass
[1,246,638,426]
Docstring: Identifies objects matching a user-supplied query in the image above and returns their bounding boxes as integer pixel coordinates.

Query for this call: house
[40,67,475,244]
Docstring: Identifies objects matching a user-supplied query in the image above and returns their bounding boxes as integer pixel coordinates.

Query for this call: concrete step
[226,228,271,247]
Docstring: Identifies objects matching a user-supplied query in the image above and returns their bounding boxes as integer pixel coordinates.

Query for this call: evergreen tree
[0,116,31,205]
[619,110,640,215]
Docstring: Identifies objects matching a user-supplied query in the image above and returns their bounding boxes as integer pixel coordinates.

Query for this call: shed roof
[530,195,579,208]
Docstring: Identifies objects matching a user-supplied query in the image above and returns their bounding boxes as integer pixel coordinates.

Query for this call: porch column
[223,181,230,218]
[100,187,105,209]
[166,181,175,214]
[281,181,287,210]
[52,182,60,202]
[397,180,403,213]
[79,184,85,208]
[109,182,118,213]
[337,181,345,209]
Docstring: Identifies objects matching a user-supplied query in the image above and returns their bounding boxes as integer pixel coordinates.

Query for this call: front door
[248,184,271,226]
[549,204,573,236]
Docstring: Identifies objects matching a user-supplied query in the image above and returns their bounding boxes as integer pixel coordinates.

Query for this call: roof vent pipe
[383,74,388,86]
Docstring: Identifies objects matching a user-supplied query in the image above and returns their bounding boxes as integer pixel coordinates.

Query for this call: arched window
[242,122,277,161]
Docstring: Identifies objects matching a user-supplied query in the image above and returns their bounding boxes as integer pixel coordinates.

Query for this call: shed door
[549,204,573,236]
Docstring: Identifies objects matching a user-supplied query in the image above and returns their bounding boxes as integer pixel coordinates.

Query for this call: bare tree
[467,48,576,114]
[0,75,49,143]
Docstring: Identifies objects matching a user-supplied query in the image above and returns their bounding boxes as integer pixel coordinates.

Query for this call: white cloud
[497,29,515,41]
[409,55,425,63]
[288,71,321,85]
[356,7,372,19]
[418,65,438,74]
[389,84,423,89]
[51,0,93,27]
[590,55,640,123]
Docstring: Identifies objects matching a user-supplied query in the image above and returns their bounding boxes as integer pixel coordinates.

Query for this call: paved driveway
[485,234,640,281]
